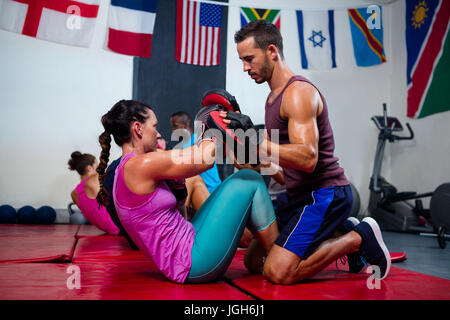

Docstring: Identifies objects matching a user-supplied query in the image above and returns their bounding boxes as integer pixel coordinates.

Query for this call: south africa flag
[240,7,280,29]
[406,0,450,119]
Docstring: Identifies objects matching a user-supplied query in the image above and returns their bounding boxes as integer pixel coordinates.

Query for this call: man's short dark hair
[171,111,191,122]
[234,19,284,59]
[170,111,192,128]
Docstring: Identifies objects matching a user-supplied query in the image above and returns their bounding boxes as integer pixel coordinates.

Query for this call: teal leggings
[186,169,276,283]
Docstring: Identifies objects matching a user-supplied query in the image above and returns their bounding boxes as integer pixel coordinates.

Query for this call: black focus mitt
[194,105,261,165]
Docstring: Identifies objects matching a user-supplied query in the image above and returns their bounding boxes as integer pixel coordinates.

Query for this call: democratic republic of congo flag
[240,7,280,29]
[348,6,387,66]
[406,0,450,119]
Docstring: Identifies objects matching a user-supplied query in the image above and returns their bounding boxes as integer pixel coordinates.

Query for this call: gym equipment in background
[17,206,37,224]
[349,182,361,218]
[36,206,56,224]
[68,202,88,225]
[368,104,450,245]
[420,183,450,248]
[0,205,17,223]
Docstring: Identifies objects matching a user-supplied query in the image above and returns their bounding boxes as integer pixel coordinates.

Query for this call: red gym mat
[224,250,450,300]
[76,224,108,237]
[73,235,147,263]
[0,262,252,300]
[0,224,79,263]
[0,224,80,237]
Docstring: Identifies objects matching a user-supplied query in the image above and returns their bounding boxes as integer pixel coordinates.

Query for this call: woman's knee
[232,169,265,186]
[220,169,265,195]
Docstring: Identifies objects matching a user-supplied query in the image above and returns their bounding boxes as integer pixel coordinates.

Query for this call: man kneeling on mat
[215,19,390,284]
[96,100,279,284]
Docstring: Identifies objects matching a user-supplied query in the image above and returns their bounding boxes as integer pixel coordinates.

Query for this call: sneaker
[353,217,391,280]
[341,217,366,274]
[342,217,360,233]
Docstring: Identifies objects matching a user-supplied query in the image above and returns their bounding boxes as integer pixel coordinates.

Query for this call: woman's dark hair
[96,99,152,207]
[234,19,284,59]
[68,151,96,176]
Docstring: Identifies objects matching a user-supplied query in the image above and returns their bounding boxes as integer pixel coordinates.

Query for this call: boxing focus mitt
[194,105,261,165]
[201,88,241,113]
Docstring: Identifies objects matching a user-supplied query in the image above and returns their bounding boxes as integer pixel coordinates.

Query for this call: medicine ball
[36,206,56,224]
[17,206,37,224]
[70,212,88,225]
[349,182,361,218]
[0,205,17,223]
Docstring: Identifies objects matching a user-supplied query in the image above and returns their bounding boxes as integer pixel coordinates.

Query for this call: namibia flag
[406,0,450,119]
[240,7,280,29]
[348,6,386,67]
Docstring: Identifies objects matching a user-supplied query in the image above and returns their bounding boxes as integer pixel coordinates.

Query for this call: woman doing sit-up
[96,100,279,283]
[68,151,120,235]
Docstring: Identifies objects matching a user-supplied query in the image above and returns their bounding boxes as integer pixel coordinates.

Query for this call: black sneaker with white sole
[353,217,391,280]
[341,217,367,273]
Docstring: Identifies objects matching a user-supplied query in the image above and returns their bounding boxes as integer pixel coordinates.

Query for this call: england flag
[0,0,100,47]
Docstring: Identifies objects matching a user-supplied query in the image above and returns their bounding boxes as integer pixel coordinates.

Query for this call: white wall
[0,1,132,209]
[226,0,450,214]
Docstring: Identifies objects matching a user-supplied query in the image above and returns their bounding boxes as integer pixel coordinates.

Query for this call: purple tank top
[75,177,119,235]
[265,75,348,201]
[113,153,195,283]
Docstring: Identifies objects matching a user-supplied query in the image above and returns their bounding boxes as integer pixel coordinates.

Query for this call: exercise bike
[368,104,450,247]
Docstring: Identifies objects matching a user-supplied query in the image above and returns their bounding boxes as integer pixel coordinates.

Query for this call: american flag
[176,0,223,66]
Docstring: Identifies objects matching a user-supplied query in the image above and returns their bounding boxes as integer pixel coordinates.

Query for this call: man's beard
[255,56,271,84]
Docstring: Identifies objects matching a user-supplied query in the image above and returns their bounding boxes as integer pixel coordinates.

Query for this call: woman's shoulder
[126,151,171,170]
[86,173,99,184]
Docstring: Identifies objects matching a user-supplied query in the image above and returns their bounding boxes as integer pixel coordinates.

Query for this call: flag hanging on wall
[348,6,387,67]
[296,10,336,70]
[406,0,450,119]
[240,7,280,29]
[0,0,99,47]
[107,0,157,58]
[175,0,223,66]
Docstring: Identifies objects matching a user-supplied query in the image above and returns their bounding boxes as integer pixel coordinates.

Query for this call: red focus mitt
[201,88,241,113]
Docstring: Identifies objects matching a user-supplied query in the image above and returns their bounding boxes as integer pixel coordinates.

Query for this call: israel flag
[296,10,336,70]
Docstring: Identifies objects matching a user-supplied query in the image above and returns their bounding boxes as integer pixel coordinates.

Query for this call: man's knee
[263,260,298,285]
[263,245,300,285]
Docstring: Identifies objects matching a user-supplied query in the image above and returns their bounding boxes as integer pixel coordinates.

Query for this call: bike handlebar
[377,103,414,141]
[395,122,414,140]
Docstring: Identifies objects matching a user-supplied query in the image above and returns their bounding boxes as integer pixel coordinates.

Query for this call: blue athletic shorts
[274,185,352,259]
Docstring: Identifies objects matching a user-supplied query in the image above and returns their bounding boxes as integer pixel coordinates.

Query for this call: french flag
[107,0,158,58]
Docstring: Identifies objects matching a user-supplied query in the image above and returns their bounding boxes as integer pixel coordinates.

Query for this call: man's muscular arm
[263,82,321,173]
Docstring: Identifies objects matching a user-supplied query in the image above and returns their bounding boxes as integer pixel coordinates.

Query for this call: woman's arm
[142,140,216,181]
[70,189,79,206]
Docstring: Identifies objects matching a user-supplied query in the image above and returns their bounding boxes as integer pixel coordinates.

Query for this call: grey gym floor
[382,231,450,280]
